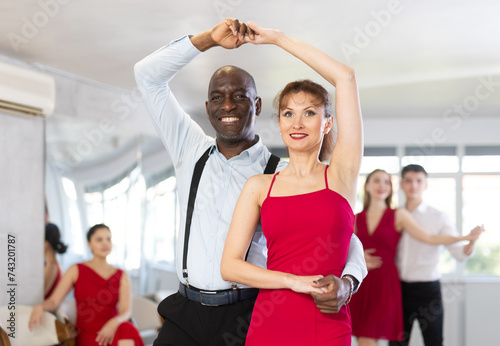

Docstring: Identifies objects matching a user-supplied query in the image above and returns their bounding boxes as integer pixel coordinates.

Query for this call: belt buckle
[199,290,219,306]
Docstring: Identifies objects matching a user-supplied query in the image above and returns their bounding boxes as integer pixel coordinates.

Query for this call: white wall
[0,114,45,310]
[363,116,500,147]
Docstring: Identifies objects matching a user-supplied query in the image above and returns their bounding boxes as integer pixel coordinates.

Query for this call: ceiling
[1,0,500,169]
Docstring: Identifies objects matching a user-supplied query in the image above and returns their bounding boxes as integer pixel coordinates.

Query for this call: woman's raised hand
[241,21,283,45]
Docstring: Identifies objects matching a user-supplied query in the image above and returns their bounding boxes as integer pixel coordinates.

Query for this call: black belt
[178,283,259,306]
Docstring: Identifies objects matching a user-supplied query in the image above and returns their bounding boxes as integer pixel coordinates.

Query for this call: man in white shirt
[389,164,479,346]
[135,19,367,345]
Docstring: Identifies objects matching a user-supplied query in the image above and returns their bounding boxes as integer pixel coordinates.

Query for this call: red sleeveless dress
[44,264,61,299]
[246,166,354,345]
[349,208,404,341]
[74,264,144,346]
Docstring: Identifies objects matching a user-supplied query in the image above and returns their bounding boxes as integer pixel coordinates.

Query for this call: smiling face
[205,66,261,144]
[364,169,393,209]
[278,91,332,155]
[87,227,112,258]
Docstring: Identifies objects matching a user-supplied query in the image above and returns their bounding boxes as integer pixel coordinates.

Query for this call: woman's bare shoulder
[244,174,276,204]
[246,173,275,189]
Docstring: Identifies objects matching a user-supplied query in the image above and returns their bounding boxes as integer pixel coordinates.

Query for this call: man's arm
[310,234,367,313]
[190,18,251,51]
[133,18,250,165]
[134,36,206,165]
[341,234,368,288]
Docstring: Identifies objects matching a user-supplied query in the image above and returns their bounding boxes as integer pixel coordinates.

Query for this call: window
[423,177,457,274]
[402,146,459,173]
[461,146,500,276]
[360,147,400,175]
[462,175,500,275]
[61,177,84,255]
[83,166,144,271]
[462,146,500,173]
[144,175,179,265]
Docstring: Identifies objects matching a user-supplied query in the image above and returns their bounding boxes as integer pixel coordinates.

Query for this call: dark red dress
[44,264,61,299]
[246,167,354,345]
[74,264,144,346]
[349,208,403,341]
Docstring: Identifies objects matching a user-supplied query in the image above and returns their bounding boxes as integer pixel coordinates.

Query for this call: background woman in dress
[30,224,144,346]
[44,223,68,299]
[221,21,362,345]
[350,169,482,346]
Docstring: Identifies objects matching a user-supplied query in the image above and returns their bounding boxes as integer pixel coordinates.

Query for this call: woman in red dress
[350,169,482,346]
[30,224,144,346]
[221,21,363,345]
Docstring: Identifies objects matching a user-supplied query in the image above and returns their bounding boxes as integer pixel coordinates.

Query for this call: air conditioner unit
[0,60,56,117]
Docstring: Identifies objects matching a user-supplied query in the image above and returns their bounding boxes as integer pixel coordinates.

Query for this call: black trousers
[153,291,257,346]
[389,281,444,346]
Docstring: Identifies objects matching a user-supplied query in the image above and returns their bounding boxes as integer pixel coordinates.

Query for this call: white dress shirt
[135,35,367,291]
[396,202,471,282]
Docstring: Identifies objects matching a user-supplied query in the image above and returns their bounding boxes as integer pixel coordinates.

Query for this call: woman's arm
[396,209,482,245]
[95,271,133,346]
[29,264,78,331]
[241,22,363,208]
[221,176,324,293]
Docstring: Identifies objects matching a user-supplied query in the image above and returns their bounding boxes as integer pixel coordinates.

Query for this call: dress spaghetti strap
[324,165,330,189]
[267,172,280,198]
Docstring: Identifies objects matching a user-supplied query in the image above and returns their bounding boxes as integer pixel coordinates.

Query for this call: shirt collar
[213,135,264,162]
[246,135,264,162]
[414,201,428,213]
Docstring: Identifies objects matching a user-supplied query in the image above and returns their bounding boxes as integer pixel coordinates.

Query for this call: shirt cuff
[341,264,365,293]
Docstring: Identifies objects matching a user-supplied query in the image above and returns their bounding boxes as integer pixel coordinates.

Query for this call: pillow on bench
[0,305,70,346]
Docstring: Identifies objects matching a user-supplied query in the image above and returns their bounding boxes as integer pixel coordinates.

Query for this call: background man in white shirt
[389,164,480,346]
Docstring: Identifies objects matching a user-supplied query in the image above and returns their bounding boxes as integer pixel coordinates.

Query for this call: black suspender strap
[264,154,280,174]
[182,149,280,286]
[244,153,279,262]
[182,146,212,285]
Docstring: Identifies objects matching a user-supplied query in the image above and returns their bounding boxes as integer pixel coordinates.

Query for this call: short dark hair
[401,164,428,178]
[87,223,110,242]
[209,65,257,96]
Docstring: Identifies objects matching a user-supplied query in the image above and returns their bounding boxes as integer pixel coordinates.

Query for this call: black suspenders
[182,146,280,286]
[263,154,280,175]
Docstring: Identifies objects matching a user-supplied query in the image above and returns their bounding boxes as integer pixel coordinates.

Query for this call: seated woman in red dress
[30,224,144,346]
